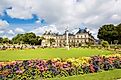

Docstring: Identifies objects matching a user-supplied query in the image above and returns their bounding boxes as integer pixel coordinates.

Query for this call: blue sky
[0,9,46,26]
[0,0,121,39]
[0,6,47,39]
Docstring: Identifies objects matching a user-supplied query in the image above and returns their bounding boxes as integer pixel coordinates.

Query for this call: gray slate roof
[76,28,88,34]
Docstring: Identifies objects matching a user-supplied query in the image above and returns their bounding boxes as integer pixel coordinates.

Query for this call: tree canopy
[12,32,42,45]
[101,40,109,48]
[98,23,121,44]
[0,37,11,44]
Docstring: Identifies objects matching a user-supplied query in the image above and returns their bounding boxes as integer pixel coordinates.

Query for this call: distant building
[41,28,95,47]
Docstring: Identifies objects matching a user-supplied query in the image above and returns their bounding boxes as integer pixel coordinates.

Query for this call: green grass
[0,48,120,80]
[0,48,111,61]
[48,69,121,80]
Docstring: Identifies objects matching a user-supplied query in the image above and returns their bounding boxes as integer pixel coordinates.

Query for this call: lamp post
[65,27,69,50]
[65,27,79,50]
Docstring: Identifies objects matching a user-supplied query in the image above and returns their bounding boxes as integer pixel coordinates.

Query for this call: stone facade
[41,28,95,47]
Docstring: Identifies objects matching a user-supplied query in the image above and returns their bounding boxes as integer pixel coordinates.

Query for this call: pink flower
[36,65,40,68]
[39,66,45,72]
[16,70,23,74]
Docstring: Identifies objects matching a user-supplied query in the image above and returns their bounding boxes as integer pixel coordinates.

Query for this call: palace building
[41,28,95,47]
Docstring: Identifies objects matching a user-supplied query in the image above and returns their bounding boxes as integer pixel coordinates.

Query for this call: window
[85,40,86,42]
[77,35,79,38]
[77,40,79,43]
[85,35,86,38]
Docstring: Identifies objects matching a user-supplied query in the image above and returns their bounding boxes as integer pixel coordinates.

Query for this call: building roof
[43,28,92,37]
[76,28,88,34]
[43,30,58,36]
[62,31,74,36]
[68,33,74,36]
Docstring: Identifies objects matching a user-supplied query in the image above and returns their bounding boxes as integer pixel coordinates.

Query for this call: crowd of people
[0,54,121,79]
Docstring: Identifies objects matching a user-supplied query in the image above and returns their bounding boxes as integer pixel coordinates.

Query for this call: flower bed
[0,54,121,79]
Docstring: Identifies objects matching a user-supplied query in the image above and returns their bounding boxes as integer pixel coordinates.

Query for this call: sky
[0,0,121,39]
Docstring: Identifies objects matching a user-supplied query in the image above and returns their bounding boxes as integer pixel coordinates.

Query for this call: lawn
[48,69,121,80]
[0,48,121,80]
[0,48,111,61]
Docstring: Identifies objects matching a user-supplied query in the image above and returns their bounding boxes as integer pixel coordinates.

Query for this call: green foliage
[1,54,121,80]
[2,38,10,43]
[98,23,121,44]
[12,32,42,45]
[117,24,121,44]
[101,40,109,48]
[0,37,3,43]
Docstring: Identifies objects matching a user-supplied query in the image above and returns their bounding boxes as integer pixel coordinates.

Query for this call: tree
[38,36,45,45]
[101,40,109,48]
[12,34,24,44]
[35,36,42,45]
[117,24,121,44]
[98,24,118,44]
[39,36,45,40]
[2,38,9,43]
[0,37,3,43]
[12,32,42,45]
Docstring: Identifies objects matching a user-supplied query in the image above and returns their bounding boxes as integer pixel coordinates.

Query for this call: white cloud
[15,28,25,33]
[0,30,4,34]
[0,20,9,27]
[1,0,121,27]
[111,14,121,20]
[31,25,59,35]
[7,7,32,19]
[89,28,98,39]
[0,0,121,39]
[8,30,15,35]
[0,0,10,15]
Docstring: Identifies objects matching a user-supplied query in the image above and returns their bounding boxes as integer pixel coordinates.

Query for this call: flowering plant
[0,54,121,79]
